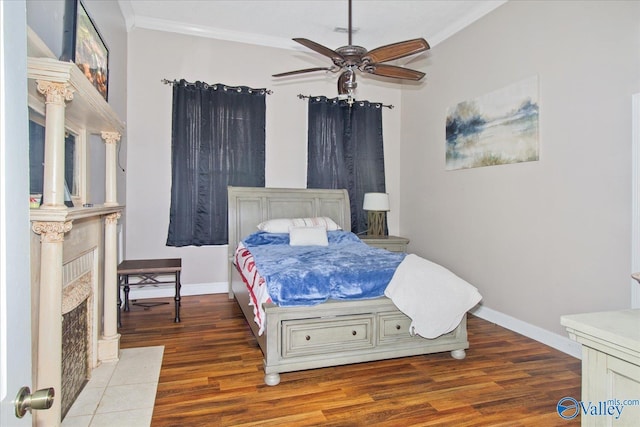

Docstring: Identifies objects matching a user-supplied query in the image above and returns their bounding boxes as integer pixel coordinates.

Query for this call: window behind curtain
[307,97,386,233]
[166,80,266,246]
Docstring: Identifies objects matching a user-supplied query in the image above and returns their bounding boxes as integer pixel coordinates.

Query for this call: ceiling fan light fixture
[272,0,429,92]
[337,69,357,95]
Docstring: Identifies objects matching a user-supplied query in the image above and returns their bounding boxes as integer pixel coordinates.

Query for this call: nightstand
[359,235,409,253]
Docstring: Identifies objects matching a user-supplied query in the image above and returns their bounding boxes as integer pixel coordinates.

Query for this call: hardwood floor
[119,294,581,426]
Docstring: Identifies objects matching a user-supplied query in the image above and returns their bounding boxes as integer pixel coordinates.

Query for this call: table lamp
[363,192,390,236]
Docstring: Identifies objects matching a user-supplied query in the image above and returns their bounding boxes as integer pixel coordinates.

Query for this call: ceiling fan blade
[365,38,430,63]
[365,64,425,81]
[293,38,345,64]
[272,67,334,78]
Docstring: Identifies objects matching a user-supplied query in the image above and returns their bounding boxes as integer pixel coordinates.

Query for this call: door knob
[14,386,54,418]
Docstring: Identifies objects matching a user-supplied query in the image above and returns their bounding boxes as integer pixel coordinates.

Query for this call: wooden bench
[117,258,182,326]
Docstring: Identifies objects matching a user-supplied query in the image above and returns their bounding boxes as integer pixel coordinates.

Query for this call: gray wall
[125,29,403,287]
[400,0,640,337]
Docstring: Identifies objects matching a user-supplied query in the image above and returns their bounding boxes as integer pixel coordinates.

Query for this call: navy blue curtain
[307,97,386,233]
[167,80,266,246]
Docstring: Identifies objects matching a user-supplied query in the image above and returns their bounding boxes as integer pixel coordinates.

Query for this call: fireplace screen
[61,298,89,419]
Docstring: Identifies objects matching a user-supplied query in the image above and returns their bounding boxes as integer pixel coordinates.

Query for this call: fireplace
[28,26,125,425]
[61,250,97,418]
[61,299,88,418]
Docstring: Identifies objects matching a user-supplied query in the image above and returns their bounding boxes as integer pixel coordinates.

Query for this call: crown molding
[117,0,300,51]
[428,0,507,46]
[117,0,508,51]
[117,0,136,32]
[141,15,299,50]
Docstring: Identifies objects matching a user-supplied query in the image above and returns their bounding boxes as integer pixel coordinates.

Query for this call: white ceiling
[117,0,506,52]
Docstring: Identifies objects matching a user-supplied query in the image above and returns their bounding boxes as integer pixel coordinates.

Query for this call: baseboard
[127,281,227,300]
[470,305,582,359]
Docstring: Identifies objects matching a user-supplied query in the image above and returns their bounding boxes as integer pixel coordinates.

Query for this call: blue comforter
[242,230,406,306]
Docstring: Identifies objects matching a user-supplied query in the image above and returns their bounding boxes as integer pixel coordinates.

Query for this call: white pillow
[257,217,341,233]
[289,226,329,246]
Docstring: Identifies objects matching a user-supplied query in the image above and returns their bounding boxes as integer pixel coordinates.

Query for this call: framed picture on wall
[61,0,109,101]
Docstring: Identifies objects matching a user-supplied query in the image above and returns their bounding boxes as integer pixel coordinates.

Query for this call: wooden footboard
[231,264,468,386]
[263,299,468,386]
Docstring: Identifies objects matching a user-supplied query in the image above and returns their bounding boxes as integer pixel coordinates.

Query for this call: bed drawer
[378,312,415,344]
[282,315,374,357]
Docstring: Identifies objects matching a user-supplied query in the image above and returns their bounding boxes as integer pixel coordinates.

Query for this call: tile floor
[61,346,163,427]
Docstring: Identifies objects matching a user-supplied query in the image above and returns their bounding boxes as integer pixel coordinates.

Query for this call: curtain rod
[297,94,394,109]
[162,79,272,95]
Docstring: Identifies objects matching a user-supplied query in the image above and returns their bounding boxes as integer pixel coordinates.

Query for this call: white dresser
[561,309,640,426]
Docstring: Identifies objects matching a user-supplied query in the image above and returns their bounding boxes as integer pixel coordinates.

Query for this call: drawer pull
[396,324,401,330]
[352,330,357,336]
[305,335,311,341]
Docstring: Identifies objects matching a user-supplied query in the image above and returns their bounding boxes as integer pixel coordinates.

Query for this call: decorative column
[101,131,121,207]
[36,81,74,209]
[32,220,72,427]
[98,212,121,362]
[99,131,122,361]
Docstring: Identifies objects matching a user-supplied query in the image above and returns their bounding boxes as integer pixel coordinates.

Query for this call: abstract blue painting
[446,76,539,170]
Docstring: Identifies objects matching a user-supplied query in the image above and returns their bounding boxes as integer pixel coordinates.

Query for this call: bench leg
[117,275,122,328]
[123,274,131,312]
[174,270,181,322]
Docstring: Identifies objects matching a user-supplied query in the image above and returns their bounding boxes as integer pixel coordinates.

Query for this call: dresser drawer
[282,315,374,357]
[378,312,415,344]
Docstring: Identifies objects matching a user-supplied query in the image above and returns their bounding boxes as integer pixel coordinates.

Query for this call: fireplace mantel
[30,204,124,223]
[27,26,125,427]
[26,27,123,136]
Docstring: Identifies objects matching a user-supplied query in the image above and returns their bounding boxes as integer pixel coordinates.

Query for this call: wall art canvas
[446,76,539,170]
[61,0,109,100]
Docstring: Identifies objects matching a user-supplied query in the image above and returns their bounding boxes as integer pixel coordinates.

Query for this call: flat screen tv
[60,0,109,101]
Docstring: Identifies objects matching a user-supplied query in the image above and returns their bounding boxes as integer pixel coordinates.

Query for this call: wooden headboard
[227,186,351,292]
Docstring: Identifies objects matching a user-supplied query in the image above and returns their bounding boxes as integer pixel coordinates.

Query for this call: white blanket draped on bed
[384,254,482,339]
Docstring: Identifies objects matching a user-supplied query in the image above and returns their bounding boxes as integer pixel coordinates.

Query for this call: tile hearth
[62,346,163,427]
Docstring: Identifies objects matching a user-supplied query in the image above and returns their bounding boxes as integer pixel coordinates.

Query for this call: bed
[228,186,472,386]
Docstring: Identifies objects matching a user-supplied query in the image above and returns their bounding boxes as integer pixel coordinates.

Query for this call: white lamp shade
[363,192,390,211]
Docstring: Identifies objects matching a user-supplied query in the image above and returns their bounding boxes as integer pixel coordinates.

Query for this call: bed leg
[264,373,281,386]
[451,349,466,360]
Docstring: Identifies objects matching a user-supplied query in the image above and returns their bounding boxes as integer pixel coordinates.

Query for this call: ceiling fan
[273,0,430,96]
